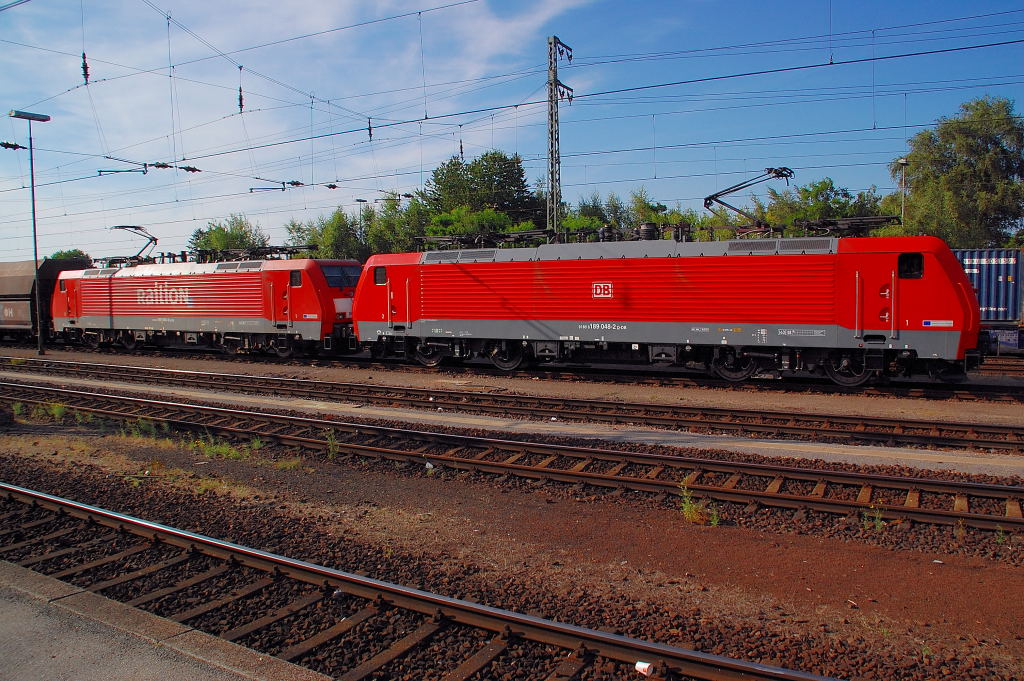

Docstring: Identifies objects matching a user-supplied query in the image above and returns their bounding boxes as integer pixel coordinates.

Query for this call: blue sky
[1,0,1022,260]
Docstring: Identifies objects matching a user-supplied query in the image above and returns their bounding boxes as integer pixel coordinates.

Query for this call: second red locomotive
[52,258,362,357]
[352,235,982,385]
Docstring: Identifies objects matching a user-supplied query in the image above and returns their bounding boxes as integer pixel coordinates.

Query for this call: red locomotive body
[53,258,361,356]
[353,235,981,384]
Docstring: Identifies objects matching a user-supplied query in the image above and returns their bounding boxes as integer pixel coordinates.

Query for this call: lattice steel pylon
[546,36,573,232]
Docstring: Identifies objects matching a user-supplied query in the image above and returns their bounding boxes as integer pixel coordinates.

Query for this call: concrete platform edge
[0,560,331,681]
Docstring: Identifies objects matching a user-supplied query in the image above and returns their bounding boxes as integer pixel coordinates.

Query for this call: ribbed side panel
[80,274,265,318]
[953,248,1022,324]
[419,256,836,325]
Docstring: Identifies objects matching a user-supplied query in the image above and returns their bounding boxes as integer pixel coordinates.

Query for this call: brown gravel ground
[0,421,1020,680]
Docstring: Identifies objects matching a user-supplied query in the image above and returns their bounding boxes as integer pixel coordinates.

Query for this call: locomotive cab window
[373,266,387,284]
[321,265,361,289]
[898,252,923,279]
[289,270,302,287]
[59,280,65,292]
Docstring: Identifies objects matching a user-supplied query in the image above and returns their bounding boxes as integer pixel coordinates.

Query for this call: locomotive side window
[290,270,302,287]
[59,280,65,291]
[374,266,387,284]
[898,252,923,279]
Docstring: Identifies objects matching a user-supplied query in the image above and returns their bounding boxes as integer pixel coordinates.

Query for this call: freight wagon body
[53,258,361,356]
[953,248,1023,354]
[0,259,90,340]
[353,236,981,385]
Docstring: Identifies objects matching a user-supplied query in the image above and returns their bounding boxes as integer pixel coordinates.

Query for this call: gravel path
[0,426,1020,680]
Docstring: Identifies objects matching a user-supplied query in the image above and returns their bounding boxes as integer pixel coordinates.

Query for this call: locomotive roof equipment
[703,166,794,234]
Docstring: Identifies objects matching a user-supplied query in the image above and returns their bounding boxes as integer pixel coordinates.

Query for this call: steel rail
[3,351,1022,401]
[1,357,1022,452]
[0,481,834,681]
[979,357,1024,377]
[1,381,1021,531]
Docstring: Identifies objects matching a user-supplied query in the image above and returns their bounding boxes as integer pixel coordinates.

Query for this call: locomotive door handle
[890,270,898,339]
[854,270,861,339]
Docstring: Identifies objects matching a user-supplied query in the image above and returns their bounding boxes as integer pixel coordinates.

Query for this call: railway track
[1,382,1021,532]
[2,356,1023,453]
[10,346,1024,402]
[979,356,1024,378]
[0,482,836,681]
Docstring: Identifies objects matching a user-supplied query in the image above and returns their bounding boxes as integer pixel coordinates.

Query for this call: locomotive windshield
[321,264,362,289]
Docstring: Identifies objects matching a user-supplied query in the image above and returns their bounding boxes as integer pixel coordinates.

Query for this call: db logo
[592,282,613,298]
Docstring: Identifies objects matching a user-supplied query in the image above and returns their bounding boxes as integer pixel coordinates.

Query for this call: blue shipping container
[953,248,1023,324]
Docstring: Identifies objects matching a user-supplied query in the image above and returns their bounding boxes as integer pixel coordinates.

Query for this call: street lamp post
[897,157,909,227]
[9,109,51,355]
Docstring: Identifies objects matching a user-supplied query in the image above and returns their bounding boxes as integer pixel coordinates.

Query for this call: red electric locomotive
[52,258,362,356]
[352,235,982,385]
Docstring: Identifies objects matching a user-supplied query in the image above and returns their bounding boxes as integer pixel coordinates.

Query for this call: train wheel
[121,335,137,352]
[369,340,389,360]
[273,343,294,359]
[928,360,966,383]
[489,343,525,371]
[823,352,874,386]
[710,351,758,382]
[414,345,445,368]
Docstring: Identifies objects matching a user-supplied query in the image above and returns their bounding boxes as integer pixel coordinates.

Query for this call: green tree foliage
[628,188,668,226]
[469,151,537,220]
[425,206,514,236]
[577,192,607,223]
[365,194,426,254]
[50,248,90,261]
[423,157,472,213]
[188,214,269,252]
[286,209,368,261]
[762,178,884,228]
[895,96,1024,247]
[422,150,542,226]
[603,193,628,229]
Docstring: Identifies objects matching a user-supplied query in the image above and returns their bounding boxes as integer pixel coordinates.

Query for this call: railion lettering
[136,282,193,306]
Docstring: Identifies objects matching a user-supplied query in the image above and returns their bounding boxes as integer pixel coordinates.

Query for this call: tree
[365,194,425,254]
[50,248,90,261]
[188,214,269,252]
[468,151,537,219]
[421,151,542,224]
[422,157,472,213]
[763,178,884,228]
[577,192,607,223]
[286,208,368,261]
[895,96,1024,247]
[628,188,668,227]
[425,206,514,237]
[604,193,628,229]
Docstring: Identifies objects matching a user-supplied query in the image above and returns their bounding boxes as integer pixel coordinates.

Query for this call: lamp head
[9,110,51,123]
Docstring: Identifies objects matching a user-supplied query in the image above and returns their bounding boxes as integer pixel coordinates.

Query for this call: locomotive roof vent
[215,262,240,270]
[727,240,778,254]
[238,261,263,269]
[423,251,462,264]
[779,238,834,253]
[458,249,496,262]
